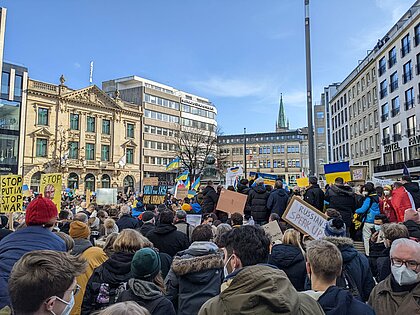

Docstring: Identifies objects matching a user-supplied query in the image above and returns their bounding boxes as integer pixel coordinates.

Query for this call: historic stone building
[24,76,142,192]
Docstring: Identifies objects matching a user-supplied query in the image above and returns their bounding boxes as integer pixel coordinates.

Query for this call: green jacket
[198,265,325,315]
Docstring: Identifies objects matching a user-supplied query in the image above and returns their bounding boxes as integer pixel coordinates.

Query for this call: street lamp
[244,128,247,178]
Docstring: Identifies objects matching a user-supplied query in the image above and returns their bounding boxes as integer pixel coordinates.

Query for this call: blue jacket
[0,226,66,308]
[356,195,380,224]
[318,286,375,315]
[267,188,289,217]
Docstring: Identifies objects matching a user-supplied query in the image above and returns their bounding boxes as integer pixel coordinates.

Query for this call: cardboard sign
[186,214,202,227]
[350,165,368,181]
[175,187,189,200]
[262,220,284,243]
[296,177,309,188]
[86,189,91,208]
[143,185,168,205]
[0,175,23,212]
[143,177,159,186]
[40,173,62,210]
[216,188,248,214]
[96,188,117,205]
[282,196,328,240]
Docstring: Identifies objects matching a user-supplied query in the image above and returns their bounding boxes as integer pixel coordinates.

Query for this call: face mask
[49,293,75,315]
[374,224,382,231]
[362,191,368,196]
[391,265,420,286]
[223,254,234,278]
[384,190,390,196]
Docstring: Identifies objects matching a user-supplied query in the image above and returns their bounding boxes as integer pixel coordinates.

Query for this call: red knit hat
[25,195,58,226]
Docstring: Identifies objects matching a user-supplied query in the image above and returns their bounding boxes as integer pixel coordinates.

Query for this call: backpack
[336,264,361,299]
[95,282,127,308]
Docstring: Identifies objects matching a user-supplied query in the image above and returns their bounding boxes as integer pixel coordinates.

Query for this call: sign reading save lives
[282,196,328,239]
[0,175,23,212]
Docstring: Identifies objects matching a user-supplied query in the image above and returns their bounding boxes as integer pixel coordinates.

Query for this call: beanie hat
[141,211,155,223]
[383,185,392,191]
[404,208,420,224]
[131,248,161,280]
[25,195,58,226]
[69,221,91,239]
[325,218,346,237]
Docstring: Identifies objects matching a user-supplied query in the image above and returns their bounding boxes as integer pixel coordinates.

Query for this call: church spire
[276,93,288,131]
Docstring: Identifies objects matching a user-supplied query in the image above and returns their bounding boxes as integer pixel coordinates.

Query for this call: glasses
[391,258,420,270]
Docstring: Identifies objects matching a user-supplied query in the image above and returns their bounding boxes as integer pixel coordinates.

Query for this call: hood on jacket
[128,278,163,300]
[154,223,177,235]
[220,265,315,314]
[318,286,353,315]
[100,251,134,283]
[404,181,420,193]
[330,185,354,196]
[269,244,304,268]
[71,238,92,255]
[252,185,267,194]
[237,184,250,194]
[203,186,216,196]
[323,237,358,263]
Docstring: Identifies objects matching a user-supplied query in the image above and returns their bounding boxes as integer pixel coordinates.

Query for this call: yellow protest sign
[40,173,62,210]
[296,177,309,188]
[0,175,23,212]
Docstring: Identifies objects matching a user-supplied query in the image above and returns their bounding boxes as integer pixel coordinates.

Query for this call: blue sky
[1,0,416,134]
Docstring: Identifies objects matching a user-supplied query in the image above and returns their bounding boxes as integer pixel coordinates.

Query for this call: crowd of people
[0,175,419,315]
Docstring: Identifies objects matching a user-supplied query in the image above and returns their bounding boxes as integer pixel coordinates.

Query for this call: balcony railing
[388,56,397,68]
[390,81,398,92]
[382,137,391,145]
[393,134,402,142]
[380,88,388,99]
[375,158,420,173]
[403,70,413,84]
[405,99,415,110]
[391,107,400,117]
[379,64,386,76]
[381,113,389,122]
[406,128,416,137]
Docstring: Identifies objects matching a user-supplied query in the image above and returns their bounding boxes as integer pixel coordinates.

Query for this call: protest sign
[186,214,202,227]
[262,220,284,243]
[296,177,309,187]
[0,175,23,212]
[86,189,91,208]
[143,185,168,204]
[249,172,277,186]
[40,173,62,210]
[216,188,248,214]
[282,196,328,240]
[175,187,189,200]
[350,165,368,181]
[96,188,117,205]
[225,166,243,186]
[143,177,159,186]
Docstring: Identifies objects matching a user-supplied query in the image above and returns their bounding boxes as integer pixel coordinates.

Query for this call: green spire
[277,94,287,130]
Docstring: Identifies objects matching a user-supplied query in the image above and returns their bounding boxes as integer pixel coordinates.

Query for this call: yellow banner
[40,173,62,210]
[296,177,309,187]
[325,171,352,185]
[0,175,23,212]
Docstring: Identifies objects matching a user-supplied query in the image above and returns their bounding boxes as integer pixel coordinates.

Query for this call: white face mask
[391,265,420,286]
[384,190,390,196]
[374,224,382,231]
[223,254,234,278]
[362,191,368,196]
[49,293,75,315]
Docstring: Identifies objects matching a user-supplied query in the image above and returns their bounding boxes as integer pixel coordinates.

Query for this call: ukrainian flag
[324,162,351,184]
[166,157,180,171]
[191,177,201,191]
[188,190,197,199]
[184,177,191,189]
[176,170,189,182]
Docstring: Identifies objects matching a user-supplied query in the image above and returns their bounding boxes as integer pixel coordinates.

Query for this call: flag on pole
[191,177,201,191]
[175,170,189,182]
[166,157,180,171]
[403,164,410,176]
[184,177,190,189]
[118,154,127,167]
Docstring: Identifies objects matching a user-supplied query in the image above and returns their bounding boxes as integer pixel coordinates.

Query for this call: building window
[37,108,49,126]
[14,75,22,98]
[70,114,79,130]
[393,122,402,141]
[102,119,110,135]
[381,103,389,122]
[379,57,386,76]
[101,145,110,161]
[405,88,415,110]
[383,127,390,145]
[36,138,47,157]
[87,116,96,133]
[416,53,420,75]
[388,47,397,68]
[390,71,398,92]
[126,123,134,138]
[316,112,324,119]
[86,143,95,160]
[407,115,416,137]
[1,72,9,95]
[144,94,180,110]
[317,127,324,134]
[415,23,420,46]
[391,97,400,117]
[67,141,78,159]
[380,80,387,99]
[403,61,412,83]
[401,34,410,57]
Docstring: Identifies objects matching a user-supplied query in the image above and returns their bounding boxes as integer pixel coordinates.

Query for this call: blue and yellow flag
[176,170,189,182]
[184,177,191,189]
[191,177,201,191]
[166,157,180,171]
[187,190,197,199]
[324,162,351,184]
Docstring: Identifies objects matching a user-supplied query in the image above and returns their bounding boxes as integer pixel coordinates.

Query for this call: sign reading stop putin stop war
[0,175,23,212]
[282,196,328,240]
[40,173,62,210]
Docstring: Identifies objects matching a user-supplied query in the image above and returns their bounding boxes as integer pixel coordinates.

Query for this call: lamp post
[244,128,247,179]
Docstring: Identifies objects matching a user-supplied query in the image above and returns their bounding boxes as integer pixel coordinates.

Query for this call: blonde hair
[113,229,145,253]
[306,239,342,282]
[282,229,305,255]
[98,301,150,315]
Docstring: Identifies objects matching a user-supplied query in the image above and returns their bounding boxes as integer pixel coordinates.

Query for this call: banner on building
[40,173,62,210]
[0,175,23,212]
[143,185,168,205]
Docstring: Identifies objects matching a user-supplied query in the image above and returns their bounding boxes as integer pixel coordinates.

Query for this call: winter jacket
[267,188,289,217]
[71,238,92,255]
[116,214,140,231]
[58,221,71,234]
[404,220,420,240]
[81,251,135,314]
[118,279,175,315]
[248,184,270,223]
[146,224,190,257]
[0,226,66,308]
[323,237,375,302]
[0,229,12,242]
[198,265,325,315]
[403,181,420,209]
[324,185,356,228]
[379,196,398,222]
[138,223,155,237]
[165,242,224,315]
[269,244,306,291]
[356,194,380,224]
[237,183,251,217]
[201,186,218,214]
[304,184,325,211]
[376,247,391,282]
[391,186,415,222]
[174,221,194,241]
[317,285,375,315]
[368,274,420,315]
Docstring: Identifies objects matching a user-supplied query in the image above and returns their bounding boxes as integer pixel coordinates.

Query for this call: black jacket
[404,182,420,209]
[138,222,155,237]
[116,214,140,231]
[376,247,391,282]
[58,221,70,234]
[237,183,251,217]
[267,188,289,217]
[324,185,355,228]
[404,220,420,239]
[248,184,270,222]
[201,186,218,213]
[146,224,190,257]
[81,251,134,314]
[165,241,223,315]
[118,279,175,315]
[318,286,375,315]
[304,184,325,211]
[269,244,306,291]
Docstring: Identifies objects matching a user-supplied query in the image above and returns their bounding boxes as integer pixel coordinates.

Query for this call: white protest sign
[262,221,284,243]
[186,214,202,227]
[282,196,328,240]
[96,188,117,205]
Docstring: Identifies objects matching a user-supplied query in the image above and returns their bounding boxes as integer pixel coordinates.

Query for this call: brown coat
[368,275,420,315]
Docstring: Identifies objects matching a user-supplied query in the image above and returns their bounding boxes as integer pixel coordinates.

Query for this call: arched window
[85,173,95,192]
[67,173,79,189]
[101,174,111,188]
[30,171,44,192]
[123,175,134,194]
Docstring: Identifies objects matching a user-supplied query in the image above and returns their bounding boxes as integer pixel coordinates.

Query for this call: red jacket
[390,187,415,222]
[379,196,397,222]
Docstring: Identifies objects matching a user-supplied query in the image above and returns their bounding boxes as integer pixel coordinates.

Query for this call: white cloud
[375,0,413,21]
[73,62,81,69]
